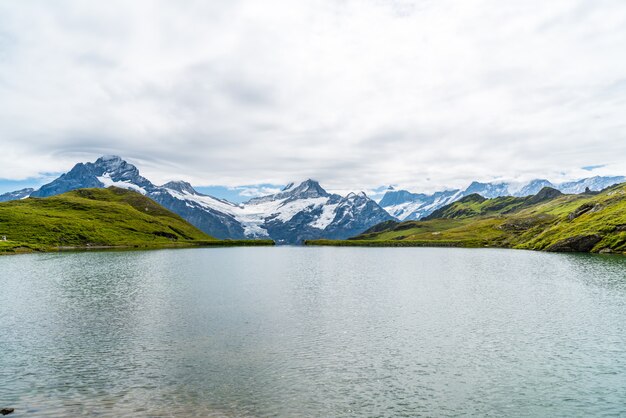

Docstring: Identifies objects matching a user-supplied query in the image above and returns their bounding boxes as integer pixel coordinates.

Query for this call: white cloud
[235,186,284,198]
[0,0,625,193]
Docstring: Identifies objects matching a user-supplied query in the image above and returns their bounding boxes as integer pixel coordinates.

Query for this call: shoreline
[304,239,626,255]
[0,239,275,256]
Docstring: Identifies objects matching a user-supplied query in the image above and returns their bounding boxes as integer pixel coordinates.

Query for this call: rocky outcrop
[567,203,605,221]
[568,203,594,220]
[545,234,602,252]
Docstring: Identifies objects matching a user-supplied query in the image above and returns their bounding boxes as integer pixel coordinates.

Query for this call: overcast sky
[1,0,625,197]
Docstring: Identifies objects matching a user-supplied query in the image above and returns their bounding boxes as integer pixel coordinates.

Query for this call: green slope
[0,187,272,253]
[306,184,626,254]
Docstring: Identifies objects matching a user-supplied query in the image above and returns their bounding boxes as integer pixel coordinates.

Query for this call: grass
[0,187,274,254]
[306,184,626,254]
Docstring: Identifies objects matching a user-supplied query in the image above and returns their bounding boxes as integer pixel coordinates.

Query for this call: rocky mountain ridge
[4,156,392,244]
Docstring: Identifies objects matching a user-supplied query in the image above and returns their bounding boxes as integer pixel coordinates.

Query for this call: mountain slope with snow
[159,178,393,244]
[31,155,155,197]
[379,176,626,221]
[7,156,392,243]
[379,187,462,221]
[0,188,34,202]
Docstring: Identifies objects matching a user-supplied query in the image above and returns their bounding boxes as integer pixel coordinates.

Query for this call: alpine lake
[1,247,625,417]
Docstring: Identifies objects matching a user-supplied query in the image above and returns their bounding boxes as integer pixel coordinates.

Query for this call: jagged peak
[299,178,322,188]
[286,179,328,197]
[345,191,369,201]
[162,180,198,195]
[92,155,138,175]
[245,179,329,204]
[96,155,123,163]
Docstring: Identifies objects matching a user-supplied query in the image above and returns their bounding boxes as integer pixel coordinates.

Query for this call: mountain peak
[301,178,321,187]
[162,180,198,195]
[95,155,125,169]
[31,155,155,198]
[97,155,123,162]
[286,179,328,199]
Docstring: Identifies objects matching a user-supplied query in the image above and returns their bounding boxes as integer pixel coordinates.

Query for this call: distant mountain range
[320,183,626,254]
[379,176,626,220]
[0,155,623,243]
[1,156,392,244]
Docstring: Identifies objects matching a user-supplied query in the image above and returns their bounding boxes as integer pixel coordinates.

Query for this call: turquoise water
[1,247,625,417]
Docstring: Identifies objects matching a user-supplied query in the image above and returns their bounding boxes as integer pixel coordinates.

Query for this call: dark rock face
[0,188,34,202]
[545,234,603,252]
[568,203,594,221]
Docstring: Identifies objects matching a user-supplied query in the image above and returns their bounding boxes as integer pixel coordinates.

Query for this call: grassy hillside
[306,184,626,254]
[0,187,273,253]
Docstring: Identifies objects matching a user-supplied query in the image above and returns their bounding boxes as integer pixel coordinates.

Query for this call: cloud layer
[1,0,625,193]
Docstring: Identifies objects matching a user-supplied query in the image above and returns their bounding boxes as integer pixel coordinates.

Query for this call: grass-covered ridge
[0,187,273,253]
[306,184,626,254]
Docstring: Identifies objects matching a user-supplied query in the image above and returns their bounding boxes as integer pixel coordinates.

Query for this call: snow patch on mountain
[97,174,147,195]
[310,203,339,229]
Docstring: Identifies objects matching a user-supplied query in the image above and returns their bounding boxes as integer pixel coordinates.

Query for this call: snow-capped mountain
[463,181,510,199]
[379,187,461,220]
[6,156,392,244]
[160,178,393,244]
[0,188,34,202]
[31,155,155,197]
[379,176,626,220]
[558,176,626,194]
[512,179,555,197]
[150,181,246,239]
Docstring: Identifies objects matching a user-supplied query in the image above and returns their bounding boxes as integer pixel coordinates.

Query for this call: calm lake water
[1,247,625,417]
